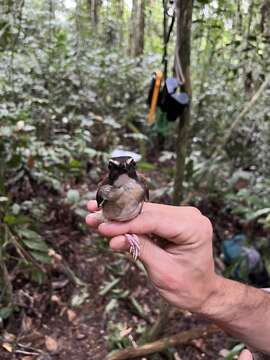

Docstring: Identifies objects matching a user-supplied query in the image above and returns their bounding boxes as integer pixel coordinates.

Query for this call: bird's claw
[125,234,140,261]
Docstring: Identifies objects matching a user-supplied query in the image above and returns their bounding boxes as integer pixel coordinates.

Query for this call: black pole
[162,0,168,79]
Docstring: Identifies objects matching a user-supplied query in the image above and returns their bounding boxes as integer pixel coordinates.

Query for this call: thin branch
[107,325,219,360]
[212,74,270,160]
[8,0,25,87]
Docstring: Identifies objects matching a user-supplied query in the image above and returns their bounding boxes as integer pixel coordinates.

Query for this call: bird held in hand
[96,156,149,260]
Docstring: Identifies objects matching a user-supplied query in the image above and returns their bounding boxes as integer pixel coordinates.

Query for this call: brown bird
[96,156,149,260]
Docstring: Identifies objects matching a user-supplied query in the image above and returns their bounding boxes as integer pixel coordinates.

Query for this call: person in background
[86,201,270,359]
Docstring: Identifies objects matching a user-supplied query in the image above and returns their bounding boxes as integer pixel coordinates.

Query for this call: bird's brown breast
[102,175,145,222]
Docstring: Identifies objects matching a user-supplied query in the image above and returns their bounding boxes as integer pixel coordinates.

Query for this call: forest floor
[0,163,238,360]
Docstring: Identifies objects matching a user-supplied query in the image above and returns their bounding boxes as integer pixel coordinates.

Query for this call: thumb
[109,234,168,268]
[238,349,253,360]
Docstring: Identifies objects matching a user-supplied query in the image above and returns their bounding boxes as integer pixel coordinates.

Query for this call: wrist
[198,276,270,355]
[197,275,233,318]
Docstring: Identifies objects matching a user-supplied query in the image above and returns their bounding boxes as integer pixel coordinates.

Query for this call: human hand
[86,201,219,313]
[238,349,253,360]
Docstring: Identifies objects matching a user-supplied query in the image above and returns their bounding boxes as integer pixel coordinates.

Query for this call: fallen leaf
[21,356,34,360]
[20,329,43,345]
[120,327,133,338]
[2,342,13,352]
[76,333,86,340]
[48,248,62,261]
[52,279,69,290]
[192,338,206,351]
[45,336,58,352]
[16,120,25,131]
[3,331,16,341]
[51,294,61,304]
[67,309,77,322]
[22,315,33,332]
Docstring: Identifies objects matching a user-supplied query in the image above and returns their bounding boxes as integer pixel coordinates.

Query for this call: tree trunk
[88,0,101,27]
[129,0,138,56]
[173,0,193,205]
[129,0,145,56]
[116,0,125,47]
[146,2,193,341]
[136,0,145,56]
[260,0,270,87]
[261,0,270,42]
[235,0,243,35]
[244,0,254,96]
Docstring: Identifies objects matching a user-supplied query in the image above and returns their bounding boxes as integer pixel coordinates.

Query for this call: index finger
[98,203,200,242]
[87,200,98,212]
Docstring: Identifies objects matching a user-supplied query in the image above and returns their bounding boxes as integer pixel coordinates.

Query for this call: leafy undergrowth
[1,155,270,359]
[3,157,270,360]
[0,209,229,360]
[0,164,241,360]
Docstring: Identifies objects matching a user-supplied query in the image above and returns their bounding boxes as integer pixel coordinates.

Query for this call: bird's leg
[93,211,140,260]
[125,234,140,261]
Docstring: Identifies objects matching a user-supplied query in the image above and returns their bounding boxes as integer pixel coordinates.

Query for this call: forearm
[201,276,270,355]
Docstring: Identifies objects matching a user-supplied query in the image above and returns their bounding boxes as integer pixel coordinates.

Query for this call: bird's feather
[137,173,149,201]
[96,176,110,207]
[96,158,149,220]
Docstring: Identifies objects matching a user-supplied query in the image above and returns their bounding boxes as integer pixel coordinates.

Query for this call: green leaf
[30,251,52,264]
[265,213,270,227]
[69,159,81,169]
[105,298,118,313]
[224,343,245,360]
[4,214,16,225]
[0,306,13,320]
[137,161,156,171]
[99,277,121,296]
[22,239,48,252]
[74,208,88,218]
[19,228,42,240]
[130,296,145,318]
[30,269,45,284]
[12,203,20,215]
[71,289,89,307]
[246,208,270,221]
[66,189,80,204]
[12,215,31,225]
[0,126,12,137]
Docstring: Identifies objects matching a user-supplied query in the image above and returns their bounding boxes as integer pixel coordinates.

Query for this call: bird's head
[108,156,137,183]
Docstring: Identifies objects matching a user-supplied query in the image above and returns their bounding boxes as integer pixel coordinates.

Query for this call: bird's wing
[96,176,112,207]
[137,173,149,201]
